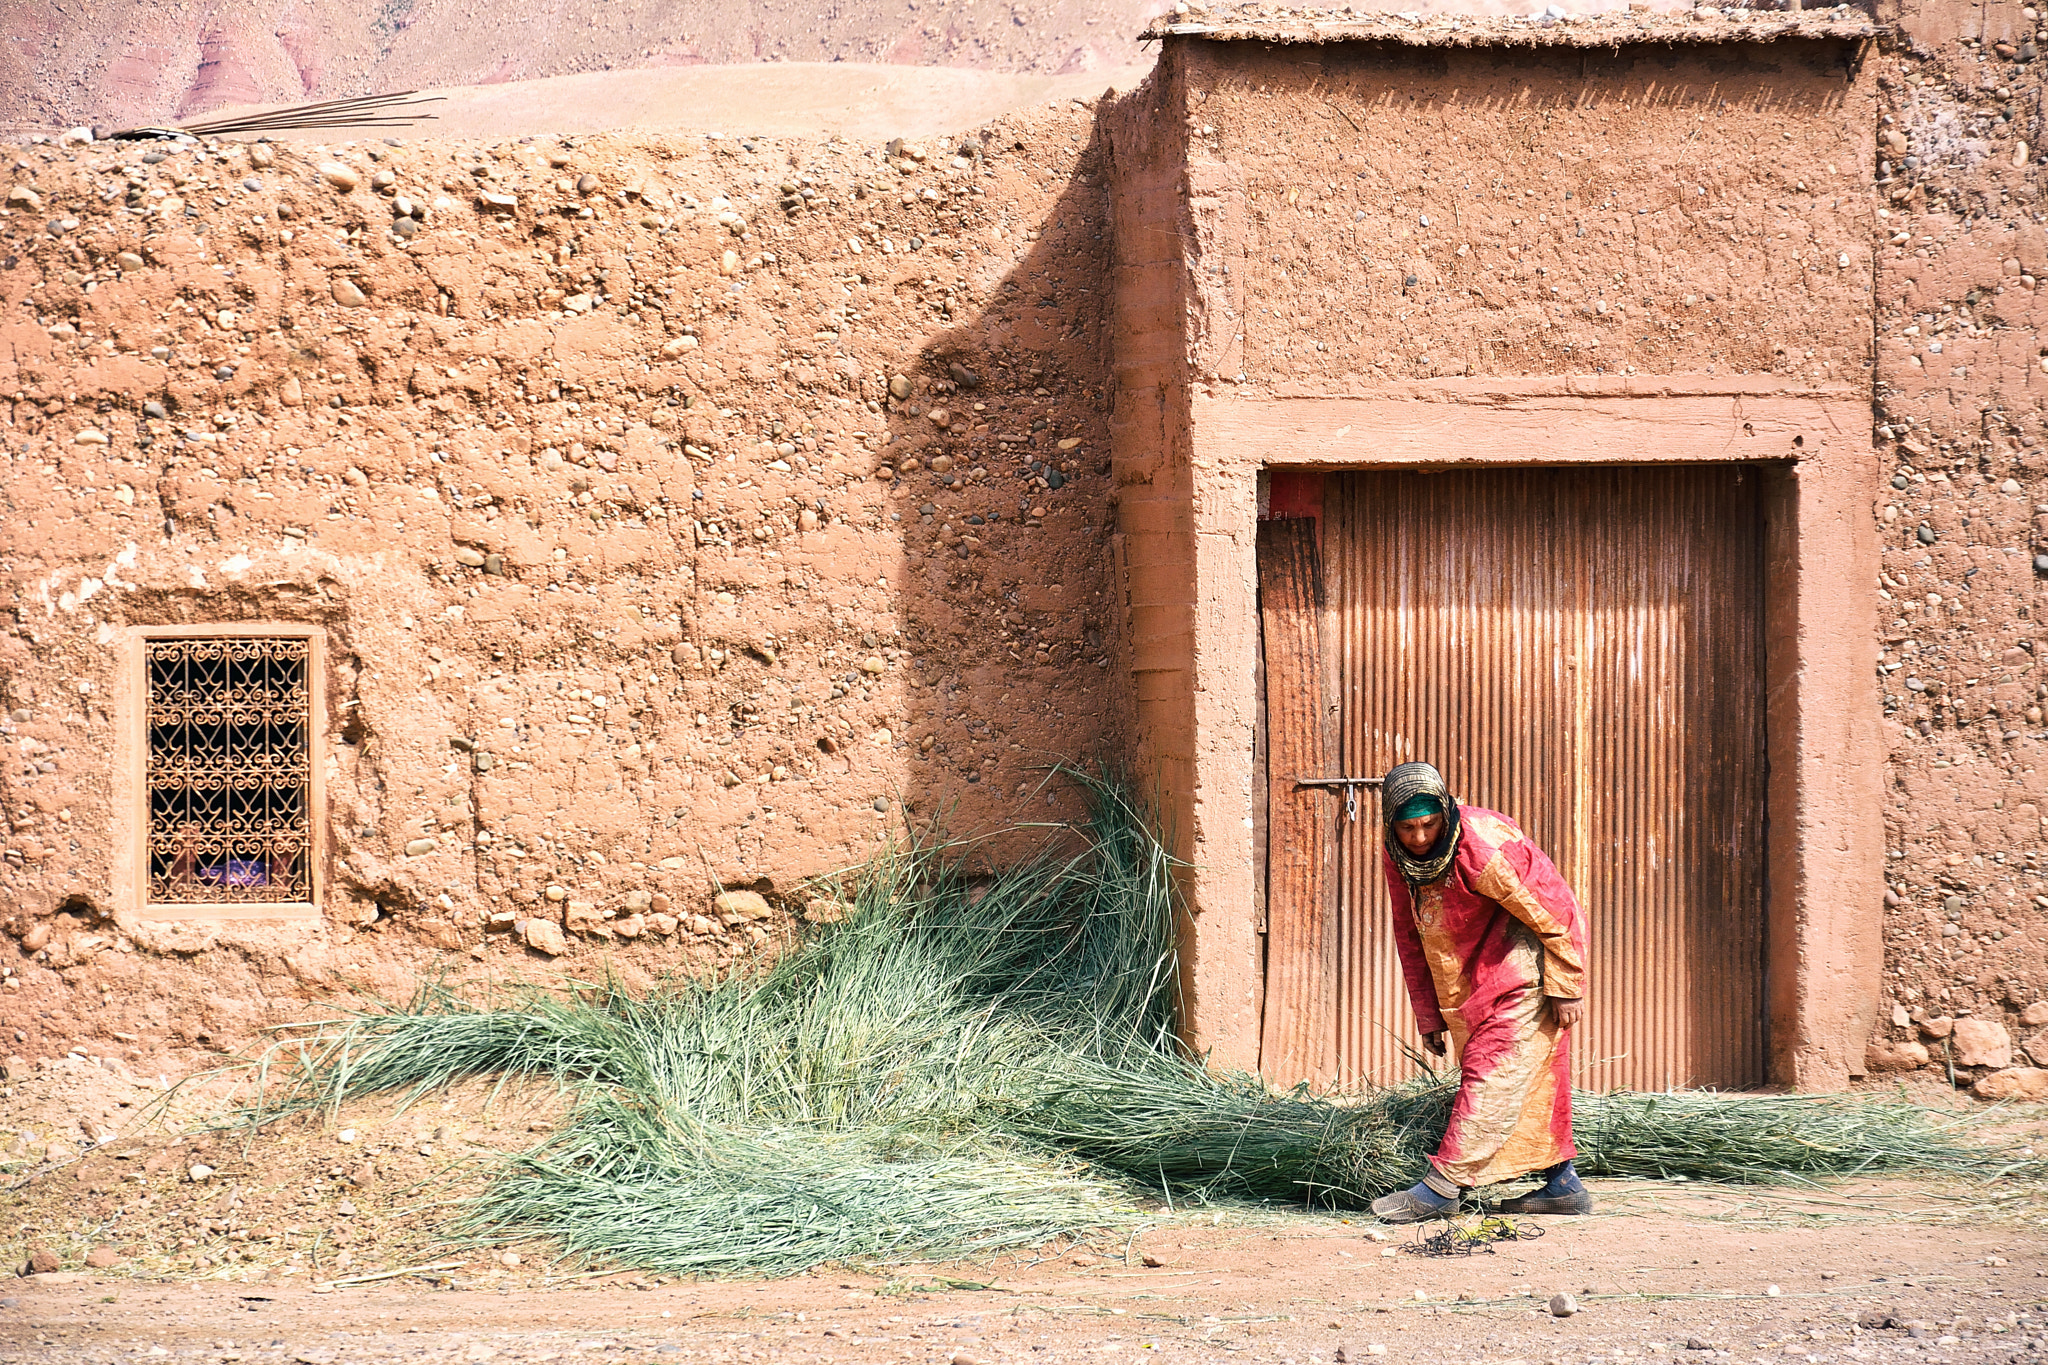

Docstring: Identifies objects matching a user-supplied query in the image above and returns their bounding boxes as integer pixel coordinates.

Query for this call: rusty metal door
[1260,466,1766,1093]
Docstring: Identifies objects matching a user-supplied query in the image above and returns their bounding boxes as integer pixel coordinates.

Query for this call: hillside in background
[2,0,1163,134]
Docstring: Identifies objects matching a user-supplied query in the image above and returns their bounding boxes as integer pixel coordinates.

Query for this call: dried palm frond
[102,91,444,142]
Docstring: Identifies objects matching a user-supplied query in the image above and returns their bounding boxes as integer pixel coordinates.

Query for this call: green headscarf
[1390,792,1444,823]
[1382,760,1462,886]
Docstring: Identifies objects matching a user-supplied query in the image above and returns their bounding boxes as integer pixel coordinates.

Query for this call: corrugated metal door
[1272,466,1765,1093]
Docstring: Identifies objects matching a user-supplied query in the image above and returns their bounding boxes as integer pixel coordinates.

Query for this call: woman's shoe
[1494,1188,1593,1215]
[1370,1185,1458,1223]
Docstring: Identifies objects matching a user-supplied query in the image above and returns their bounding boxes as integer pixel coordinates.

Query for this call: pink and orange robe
[1382,804,1589,1194]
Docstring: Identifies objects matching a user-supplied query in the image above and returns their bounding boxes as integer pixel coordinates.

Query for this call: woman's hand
[1550,997,1585,1030]
[1422,1030,1448,1056]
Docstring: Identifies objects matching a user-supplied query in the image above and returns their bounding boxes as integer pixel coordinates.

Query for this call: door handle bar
[1294,775,1383,822]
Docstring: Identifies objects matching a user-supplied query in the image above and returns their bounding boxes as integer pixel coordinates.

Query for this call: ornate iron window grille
[146,637,312,905]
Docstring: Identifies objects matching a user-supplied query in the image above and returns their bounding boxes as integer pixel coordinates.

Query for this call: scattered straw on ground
[7,774,2039,1284]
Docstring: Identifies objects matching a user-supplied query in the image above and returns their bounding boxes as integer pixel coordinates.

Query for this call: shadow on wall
[872,116,1130,869]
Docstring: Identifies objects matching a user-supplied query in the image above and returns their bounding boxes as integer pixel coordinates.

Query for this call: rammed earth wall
[1865,0,2048,1083]
[1103,26,1887,1087]
[0,111,1129,1057]
[9,0,2048,1093]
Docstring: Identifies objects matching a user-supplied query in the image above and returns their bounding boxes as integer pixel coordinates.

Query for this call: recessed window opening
[146,637,312,905]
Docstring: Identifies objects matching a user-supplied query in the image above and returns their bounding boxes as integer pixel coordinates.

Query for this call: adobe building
[1104,0,2048,1096]
[1,0,2043,1098]
[1106,7,1888,1094]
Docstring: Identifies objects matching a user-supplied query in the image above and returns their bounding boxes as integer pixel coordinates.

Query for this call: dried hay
[234,769,2024,1277]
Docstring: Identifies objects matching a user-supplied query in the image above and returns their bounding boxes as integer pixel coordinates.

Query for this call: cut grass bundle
[461,1098,1123,1276]
[1573,1089,2016,1183]
[1001,1055,1441,1205]
[1012,1065,2022,1202]
[242,767,2022,1276]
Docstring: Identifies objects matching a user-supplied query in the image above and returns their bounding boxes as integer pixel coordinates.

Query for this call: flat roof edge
[1142,8,1885,48]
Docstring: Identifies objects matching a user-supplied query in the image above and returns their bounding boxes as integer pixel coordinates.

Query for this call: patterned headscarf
[1381,760,1462,887]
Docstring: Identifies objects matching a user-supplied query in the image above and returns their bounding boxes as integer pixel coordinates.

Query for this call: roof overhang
[1140,6,1885,49]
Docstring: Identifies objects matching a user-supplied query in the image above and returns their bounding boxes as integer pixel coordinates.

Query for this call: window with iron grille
[145,637,312,905]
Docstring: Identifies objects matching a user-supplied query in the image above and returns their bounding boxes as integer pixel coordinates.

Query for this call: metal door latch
[1294,775,1383,822]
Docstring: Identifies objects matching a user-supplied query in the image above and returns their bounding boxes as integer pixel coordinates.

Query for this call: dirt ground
[4,1180,2048,1365]
[6,1057,2048,1365]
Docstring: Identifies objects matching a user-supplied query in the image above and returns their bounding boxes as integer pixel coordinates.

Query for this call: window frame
[117,624,325,922]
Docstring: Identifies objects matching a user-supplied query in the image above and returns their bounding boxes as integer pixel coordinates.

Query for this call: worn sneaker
[1493,1188,1594,1215]
[1369,1186,1459,1223]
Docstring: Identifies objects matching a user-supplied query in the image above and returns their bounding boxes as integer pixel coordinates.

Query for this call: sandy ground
[8,1058,2048,1364]
[3,1182,2048,1365]
[6,1049,2048,1365]
[178,62,1157,142]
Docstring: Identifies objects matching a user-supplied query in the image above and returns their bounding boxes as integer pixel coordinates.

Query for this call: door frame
[1154,377,1880,1091]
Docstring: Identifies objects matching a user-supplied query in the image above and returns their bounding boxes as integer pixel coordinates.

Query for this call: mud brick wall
[1103,34,1890,1081]
[1180,39,1875,389]
[13,12,2048,1093]
[1860,0,2048,1088]
[0,107,1129,1061]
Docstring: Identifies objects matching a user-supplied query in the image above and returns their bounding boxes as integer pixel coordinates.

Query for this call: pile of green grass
[246,769,2014,1276]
